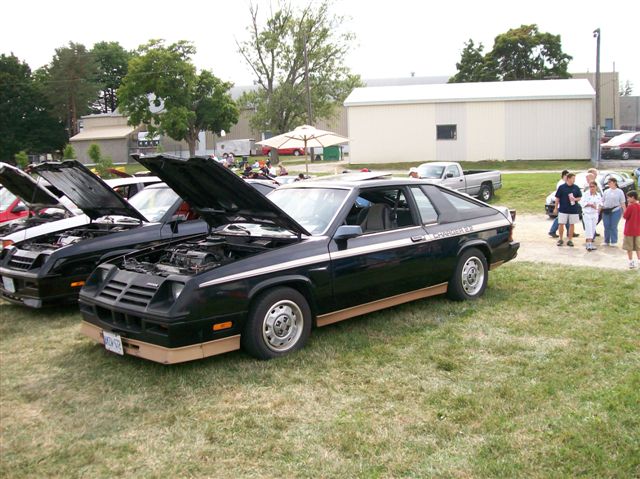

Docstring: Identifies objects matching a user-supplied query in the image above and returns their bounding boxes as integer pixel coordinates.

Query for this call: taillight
[508,224,515,242]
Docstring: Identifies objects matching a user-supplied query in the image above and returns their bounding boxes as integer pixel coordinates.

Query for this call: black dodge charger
[78,155,519,364]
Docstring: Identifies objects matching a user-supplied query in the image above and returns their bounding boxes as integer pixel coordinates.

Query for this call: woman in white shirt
[580,181,602,250]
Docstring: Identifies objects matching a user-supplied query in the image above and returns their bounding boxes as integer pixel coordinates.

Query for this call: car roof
[278,176,438,190]
[104,176,161,187]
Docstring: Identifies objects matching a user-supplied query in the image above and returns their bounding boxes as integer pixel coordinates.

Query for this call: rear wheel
[478,183,493,202]
[242,287,312,359]
[621,149,631,160]
[448,248,488,301]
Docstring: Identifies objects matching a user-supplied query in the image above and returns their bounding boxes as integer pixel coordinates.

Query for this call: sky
[2,0,637,91]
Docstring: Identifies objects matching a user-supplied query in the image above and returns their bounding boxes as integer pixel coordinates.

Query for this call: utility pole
[612,61,616,129]
[303,25,313,174]
[593,28,601,163]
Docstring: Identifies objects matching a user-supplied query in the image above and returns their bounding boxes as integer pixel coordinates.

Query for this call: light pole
[593,28,601,163]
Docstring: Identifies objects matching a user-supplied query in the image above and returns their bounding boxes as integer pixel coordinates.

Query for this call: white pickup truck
[412,162,502,201]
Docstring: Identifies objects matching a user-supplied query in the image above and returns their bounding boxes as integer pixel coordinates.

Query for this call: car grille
[98,278,157,308]
[7,254,37,271]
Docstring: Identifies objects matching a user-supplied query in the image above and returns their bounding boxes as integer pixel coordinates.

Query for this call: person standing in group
[554,173,582,247]
[580,181,602,251]
[622,190,640,269]
[601,178,627,246]
[549,170,572,238]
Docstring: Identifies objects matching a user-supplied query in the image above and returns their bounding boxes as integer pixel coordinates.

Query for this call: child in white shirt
[580,181,602,251]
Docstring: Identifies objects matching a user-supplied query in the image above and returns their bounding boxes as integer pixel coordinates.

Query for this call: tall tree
[619,80,633,96]
[37,42,100,136]
[449,24,572,83]
[237,1,362,134]
[117,40,239,157]
[91,41,133,113]
[448,40,497,83]
[0,53,66,161]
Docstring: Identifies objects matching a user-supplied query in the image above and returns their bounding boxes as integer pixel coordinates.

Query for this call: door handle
[411,235,425,243]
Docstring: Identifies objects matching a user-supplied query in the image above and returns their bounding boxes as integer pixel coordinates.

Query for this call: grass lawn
[1,262,638,478]
[491,172,558,214]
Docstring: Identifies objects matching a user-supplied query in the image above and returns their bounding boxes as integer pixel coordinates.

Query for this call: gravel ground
[513,213,635,271]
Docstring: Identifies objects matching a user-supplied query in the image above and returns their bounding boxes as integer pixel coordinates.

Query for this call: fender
[99,249,138,263]
[248,274,317,314]
[456,238,492,263]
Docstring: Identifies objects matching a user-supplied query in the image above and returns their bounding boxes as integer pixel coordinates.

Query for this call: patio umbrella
[257,125,349,174]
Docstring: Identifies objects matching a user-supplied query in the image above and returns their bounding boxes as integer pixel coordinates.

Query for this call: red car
[261,146,305,156]
[601,132,640,160]
[0,188,29,224]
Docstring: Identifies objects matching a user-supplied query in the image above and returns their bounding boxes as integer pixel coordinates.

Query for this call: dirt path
[514,214,633,270]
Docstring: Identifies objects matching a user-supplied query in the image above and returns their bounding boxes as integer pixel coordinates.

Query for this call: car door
[441,165,465,192]
[328,186,431,311]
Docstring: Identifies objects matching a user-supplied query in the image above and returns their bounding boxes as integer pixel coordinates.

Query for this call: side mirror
[334,225,362,241]
[12,203,27,213]
[445,172,454,178]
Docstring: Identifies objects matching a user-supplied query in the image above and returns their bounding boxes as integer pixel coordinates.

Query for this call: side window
[410,187,438,224]
[436,124,457,140]
[445,165,460,178]
[440,190,486,213]
[345,188,417,233]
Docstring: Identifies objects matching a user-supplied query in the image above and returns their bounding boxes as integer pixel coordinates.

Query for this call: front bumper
[600,149,622,159]
[0,269,84,308]
[80,321,240,364]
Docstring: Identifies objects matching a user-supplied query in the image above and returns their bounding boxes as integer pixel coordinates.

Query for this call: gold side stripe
[316,282,448,327]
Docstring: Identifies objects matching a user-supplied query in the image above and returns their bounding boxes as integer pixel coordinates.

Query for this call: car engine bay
[17,222,139,252]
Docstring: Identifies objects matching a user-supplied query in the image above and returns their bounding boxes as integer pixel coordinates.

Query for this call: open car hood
[0,162,70,211]
[31,161,147,222]
[135,154,310,236]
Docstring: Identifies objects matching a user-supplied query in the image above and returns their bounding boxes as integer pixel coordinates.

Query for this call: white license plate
[2,276,15,293]
[103,331,124,355]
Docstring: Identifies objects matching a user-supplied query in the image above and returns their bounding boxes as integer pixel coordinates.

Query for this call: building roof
[344,79,595,107]
[69,125,136,142]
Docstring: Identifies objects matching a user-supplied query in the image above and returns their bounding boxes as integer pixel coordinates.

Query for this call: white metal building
[344,79,595,163]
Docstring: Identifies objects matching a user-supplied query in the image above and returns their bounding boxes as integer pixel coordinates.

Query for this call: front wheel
[293,150,301,156]
[478,184,493,202]
[621,149,630,160]
[448,248,488,301]
[242,287,312,359]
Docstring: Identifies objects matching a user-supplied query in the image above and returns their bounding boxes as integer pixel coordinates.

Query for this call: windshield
[0,188,18,211]
[268,187,349,235]
[417,165,444,179]
[128,187,179,222]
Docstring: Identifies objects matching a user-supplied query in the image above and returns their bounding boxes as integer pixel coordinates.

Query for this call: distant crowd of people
[207,153,310,183]
[550,167,640,269]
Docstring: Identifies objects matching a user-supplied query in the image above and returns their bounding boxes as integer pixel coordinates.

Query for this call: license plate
[2,276,15,293]
[103,331,124,355]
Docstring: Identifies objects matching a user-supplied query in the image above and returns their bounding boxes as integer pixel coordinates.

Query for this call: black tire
[478,183,493,202]
[621,149,630,160]
[242,287,312,359]
[447,248,489,301]
[293,150,301,156]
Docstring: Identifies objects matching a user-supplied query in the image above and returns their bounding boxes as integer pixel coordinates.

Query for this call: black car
[78,155,519,364]
[0,161,208,308]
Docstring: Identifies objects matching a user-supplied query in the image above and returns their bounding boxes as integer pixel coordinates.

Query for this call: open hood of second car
[135,154,310,236]
[31,160,147,222]
[0,162,69,211]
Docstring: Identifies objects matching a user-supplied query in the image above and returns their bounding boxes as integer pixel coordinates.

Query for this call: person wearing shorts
[554,173,582,247]
[622,190,640,269]
[580,181,602,251]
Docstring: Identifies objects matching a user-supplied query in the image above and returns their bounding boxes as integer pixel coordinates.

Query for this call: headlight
[170,282,185,300]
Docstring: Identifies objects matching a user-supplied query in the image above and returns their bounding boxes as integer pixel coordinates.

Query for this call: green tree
[15,151,29,169]
[118,40,239,157]
[0,54,66,162]
[91,41,133,113]
[450,24,572,83]
[237,1,362,134]
[62,144,76,159]
[448,40,497,83]
[87,143,113,177]
[37,42,100,136]
[620,80,633,96]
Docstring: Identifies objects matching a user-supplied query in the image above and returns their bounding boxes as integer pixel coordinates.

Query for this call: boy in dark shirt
[553,173,582,247]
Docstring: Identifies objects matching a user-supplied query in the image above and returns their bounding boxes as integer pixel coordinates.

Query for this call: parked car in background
[544,170,635,217]
[261,146,305,157]
[411,162,502,201]
[600,129,632,144]
[78,154,519,364]
[601,132,640,160]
